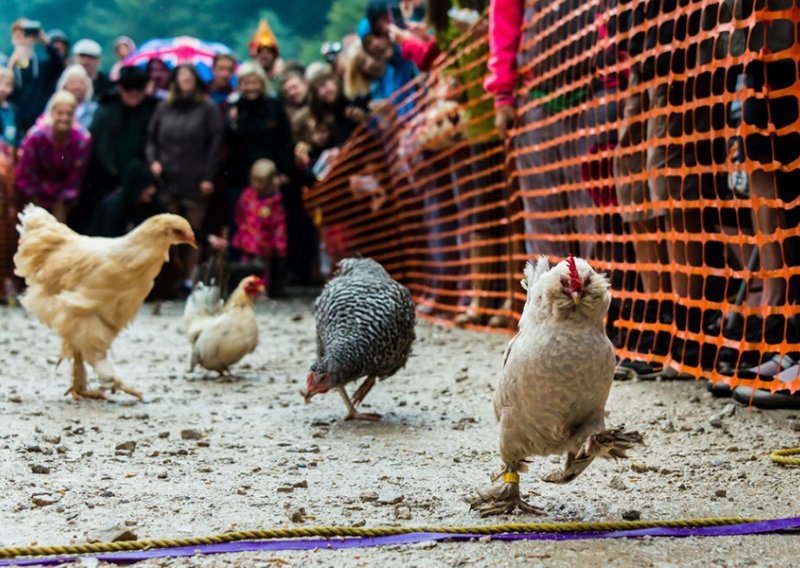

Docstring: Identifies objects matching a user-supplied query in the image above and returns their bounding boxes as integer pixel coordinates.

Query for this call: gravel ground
[1,291,799,567]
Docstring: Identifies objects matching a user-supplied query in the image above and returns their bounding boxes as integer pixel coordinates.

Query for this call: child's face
[311,123,332,149]
[0,78,13,101]
[251,172,276,193]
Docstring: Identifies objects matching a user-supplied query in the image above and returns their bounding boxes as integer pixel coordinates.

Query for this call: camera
[21,19,42,38]
[320,41,342,64]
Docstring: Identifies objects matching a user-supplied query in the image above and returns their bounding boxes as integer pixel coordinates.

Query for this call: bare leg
[337,387,381,421]
[65,354,106,400]
[181,205,206,284]
[667,201,704,301]
[51,200,68,224]
[92,358,143,400]
[750,170,787,306]
[631,220,671,294]
[351,375,376,407]
[466,466,545,517]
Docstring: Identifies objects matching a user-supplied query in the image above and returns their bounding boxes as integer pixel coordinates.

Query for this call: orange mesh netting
[304,0,800,394]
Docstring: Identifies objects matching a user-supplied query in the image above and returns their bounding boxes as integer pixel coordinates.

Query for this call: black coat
[224,95,295,188]
[88,91,158,194]
[87,184,166,238]
[69,92,158,232]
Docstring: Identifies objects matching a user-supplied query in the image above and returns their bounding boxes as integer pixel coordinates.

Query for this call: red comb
[567,254,582,293]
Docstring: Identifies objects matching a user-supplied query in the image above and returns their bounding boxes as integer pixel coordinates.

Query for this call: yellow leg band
[503,472,520,484]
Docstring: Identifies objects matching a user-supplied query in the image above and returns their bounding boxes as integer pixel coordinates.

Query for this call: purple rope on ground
[2,517,799,567]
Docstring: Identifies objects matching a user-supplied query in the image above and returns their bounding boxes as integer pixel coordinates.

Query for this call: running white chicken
[467,255,642,516]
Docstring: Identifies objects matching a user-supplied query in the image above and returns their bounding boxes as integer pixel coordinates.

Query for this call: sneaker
[731,364,800,409]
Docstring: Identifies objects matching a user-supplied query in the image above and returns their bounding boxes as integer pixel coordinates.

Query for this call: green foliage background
[0,0,367,67]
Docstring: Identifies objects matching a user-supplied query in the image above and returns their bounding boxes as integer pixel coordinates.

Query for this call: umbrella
[122,36,236,83]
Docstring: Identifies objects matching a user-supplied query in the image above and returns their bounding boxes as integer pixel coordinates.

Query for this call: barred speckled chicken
[305,258,416,421]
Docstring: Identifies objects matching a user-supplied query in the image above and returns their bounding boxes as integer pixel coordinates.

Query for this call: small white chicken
[183,275,265,378]
[467,255,642,516]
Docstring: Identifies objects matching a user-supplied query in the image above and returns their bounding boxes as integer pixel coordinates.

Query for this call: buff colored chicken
[13,204,196,400]
[467,255,642,516]
[183,275,264,378]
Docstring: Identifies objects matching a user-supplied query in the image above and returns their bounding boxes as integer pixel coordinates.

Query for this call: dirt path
[1,295,798,566]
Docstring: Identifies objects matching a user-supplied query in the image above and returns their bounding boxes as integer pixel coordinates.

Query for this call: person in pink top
[231,159,288,296]
[483,0,626,263]
[15,90,90,223]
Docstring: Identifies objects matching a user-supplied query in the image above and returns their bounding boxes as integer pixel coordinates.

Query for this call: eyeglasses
[120,84,146,92]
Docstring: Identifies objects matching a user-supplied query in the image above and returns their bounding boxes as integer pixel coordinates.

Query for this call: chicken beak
[185,235,198,249]
[571,291,581,305]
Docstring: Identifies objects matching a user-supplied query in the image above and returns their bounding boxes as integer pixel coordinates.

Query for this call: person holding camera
[8,19,64,133]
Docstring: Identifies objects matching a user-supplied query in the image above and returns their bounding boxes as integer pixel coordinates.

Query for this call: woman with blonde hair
[16,90,91,222]
[342,48,384,106]
[50,64,97,130]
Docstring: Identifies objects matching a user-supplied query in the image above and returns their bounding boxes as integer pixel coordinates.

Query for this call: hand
[295,143,311,168]
[388,23,411,45]
[228,106,238,125]
[344,105,367,124]
[150,161,163,178]
[495,104,517,139]
[207,234,229,252]
[399,0,416,19]
[406,21,433,43]
[368,99,391,115]
[199,180,214,196]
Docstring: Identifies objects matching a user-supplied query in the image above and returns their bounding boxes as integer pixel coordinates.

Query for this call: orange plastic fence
[304,0,800,394]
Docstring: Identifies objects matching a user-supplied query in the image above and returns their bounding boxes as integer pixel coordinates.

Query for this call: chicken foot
[337,387,381,421]
[93,358,144,400]
[542,427,644,484]
[65,355,107,400]
[466,470,546,517]
[576,427,644,460]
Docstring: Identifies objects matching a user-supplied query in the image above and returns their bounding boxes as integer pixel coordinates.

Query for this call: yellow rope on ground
[1,449,796,561]
[0,518,764,560]
[770,447,800,466]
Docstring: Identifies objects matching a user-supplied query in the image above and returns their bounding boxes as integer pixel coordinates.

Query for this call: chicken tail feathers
[14,205,75,281]
[17,204,57,235]
[183,282,223,340]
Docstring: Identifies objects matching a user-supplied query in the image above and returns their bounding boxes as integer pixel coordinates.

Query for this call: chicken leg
[542,427,644,484]
[466,467,545,517]
[351,375,376,407]
[92,358,143,400]
[337,387,381,421]
[65,354,107,400]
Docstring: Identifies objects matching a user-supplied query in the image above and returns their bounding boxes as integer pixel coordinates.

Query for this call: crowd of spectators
[0,1,427,301]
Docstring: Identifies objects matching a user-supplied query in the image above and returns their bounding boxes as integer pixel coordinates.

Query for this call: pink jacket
[484,0,523,108]
[400,37,442,72]
[15,123,90,209]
